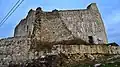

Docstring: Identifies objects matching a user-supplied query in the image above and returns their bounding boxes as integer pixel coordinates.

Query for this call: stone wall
[0,37,119,66]
[0,3,112,67]
[14,3,107,44]
[52,45,120,54]
[14,9,35,37]
[0,37,31,66]
[58,3,107,44]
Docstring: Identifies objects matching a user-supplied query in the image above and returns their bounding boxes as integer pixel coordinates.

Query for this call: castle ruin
[0,3,120,67]
[14,3,107,44]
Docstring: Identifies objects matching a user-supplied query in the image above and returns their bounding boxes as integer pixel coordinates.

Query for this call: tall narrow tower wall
[14,9,36,37]
[87,3,107,43]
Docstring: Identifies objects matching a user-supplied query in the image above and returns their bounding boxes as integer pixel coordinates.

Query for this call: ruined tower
[1,3,120,67]
[14,3,107,44]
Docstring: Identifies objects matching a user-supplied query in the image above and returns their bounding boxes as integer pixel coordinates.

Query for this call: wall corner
[87,3,99,11]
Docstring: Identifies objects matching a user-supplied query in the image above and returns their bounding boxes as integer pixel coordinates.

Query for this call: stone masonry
[0,3,119,67]
[14,3,107,44]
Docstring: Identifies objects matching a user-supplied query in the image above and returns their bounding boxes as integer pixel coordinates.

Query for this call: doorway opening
[88,36,94,44]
